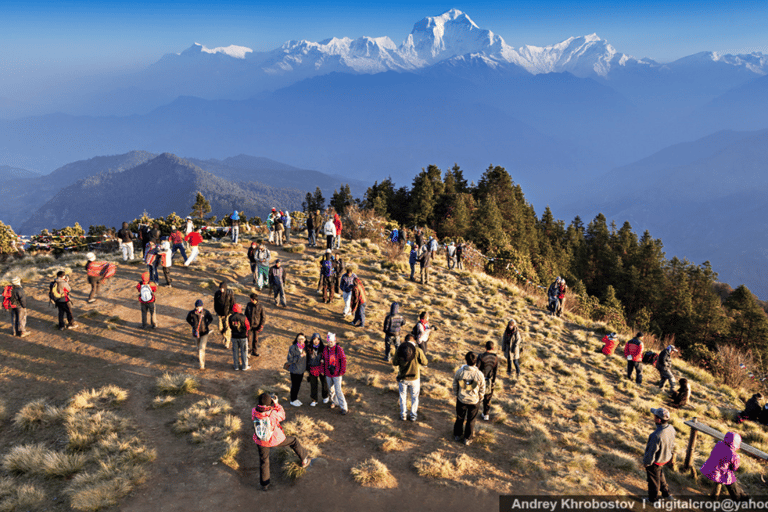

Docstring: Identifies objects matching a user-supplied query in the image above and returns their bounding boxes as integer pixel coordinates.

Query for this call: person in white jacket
[323,218,336,251]
[158,239,173,287]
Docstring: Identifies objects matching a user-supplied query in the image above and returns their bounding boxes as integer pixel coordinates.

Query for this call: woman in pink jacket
[700,431,747,499]
[252,393,310,491]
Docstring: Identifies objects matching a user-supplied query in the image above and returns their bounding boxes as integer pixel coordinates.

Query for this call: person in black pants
[477,341,498,421]
[286,333,308,407]
[451,352,486,446]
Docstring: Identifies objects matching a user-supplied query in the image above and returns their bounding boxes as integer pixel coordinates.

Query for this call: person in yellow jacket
[452,351,486,446]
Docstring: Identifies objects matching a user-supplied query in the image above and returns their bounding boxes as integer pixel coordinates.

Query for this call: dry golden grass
[69,385,128,410]
[351,458,397,488]
[151,395,176,408]
[174,398,241,468]
[0,477,46,512]
[13,399,65,430]
[156,372,199,395]
[0,400,6,424]
[413,451,453,479]
[66,410,131,451]
[64,459,149,511]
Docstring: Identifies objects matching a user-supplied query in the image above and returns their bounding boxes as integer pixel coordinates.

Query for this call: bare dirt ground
[1,240,503,512]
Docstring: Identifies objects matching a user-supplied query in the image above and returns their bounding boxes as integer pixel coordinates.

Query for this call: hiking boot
[300,457,311,468]
[19,331,30,338]
[400,416,407,421]
[310,401,317,407]
[482,414,490,421]
[290,400,302,407]
[323,398,329,404]
[463,438,472,446]
[408,415,417,422]
[243,366,251,371]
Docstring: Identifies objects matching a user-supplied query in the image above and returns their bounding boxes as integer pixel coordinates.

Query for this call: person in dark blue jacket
[408,243,418,281]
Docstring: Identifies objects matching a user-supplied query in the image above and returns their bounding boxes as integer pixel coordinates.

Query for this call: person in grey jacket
[286,333,308,407]
[501,319,523,377]
[643,407,676,503]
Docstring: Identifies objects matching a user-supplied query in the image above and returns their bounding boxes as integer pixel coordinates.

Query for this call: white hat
[11,277,21,286]
[86,252,96,261]
[327,332,336,343]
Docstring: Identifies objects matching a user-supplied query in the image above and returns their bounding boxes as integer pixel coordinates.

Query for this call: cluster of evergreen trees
[353,163,768,363]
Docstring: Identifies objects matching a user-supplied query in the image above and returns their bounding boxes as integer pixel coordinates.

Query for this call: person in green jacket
[392,334,428,421]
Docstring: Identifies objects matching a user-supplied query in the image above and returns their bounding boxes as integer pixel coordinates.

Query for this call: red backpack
[2,285,15,310]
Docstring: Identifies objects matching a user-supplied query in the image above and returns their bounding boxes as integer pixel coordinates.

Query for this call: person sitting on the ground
[598,332,619,355]
[252,393,310,492]
[700,432,747,499]
[669,378,691,408]
[739,393,763,423]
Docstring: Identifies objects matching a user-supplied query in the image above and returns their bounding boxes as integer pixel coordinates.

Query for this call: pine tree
[473,198,508,253]
[303,187,326,213]
[330,184,354,215]
[724,285,768,354]
[191,192,211,220]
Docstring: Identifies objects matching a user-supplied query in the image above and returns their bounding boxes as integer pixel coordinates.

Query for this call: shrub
[156,373,199,395]
[351,458,397,488]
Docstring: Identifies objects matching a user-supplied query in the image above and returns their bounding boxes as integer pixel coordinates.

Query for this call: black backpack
[642,351,657,365]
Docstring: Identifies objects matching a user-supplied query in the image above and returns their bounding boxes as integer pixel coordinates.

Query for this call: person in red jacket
[184,227,203,266]
[598,332,619,355]
[333,212,342,249]
[136,271,158,329]
[623,332,645,384]
[252,393,310,491]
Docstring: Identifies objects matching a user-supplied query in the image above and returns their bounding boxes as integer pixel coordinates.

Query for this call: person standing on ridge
[624,332,645,384]
[213,281,235,349]
[350,277,366,328]
[230,211,241,243]
[117,221,135,261]
[323,216,336,251]
[168,226,188,263]
[382,302,405,362]
[477,341,499,421]
[186,299,213,370]
[452,351,485,446]
[656,345,679,390]
[228,303,250,370]
[136,271,158,329]
[245,292,266,357]
[50,271,78,331]
[333,212,342,249]
[501,319,523,378]
[7,276,29,337]
[269,259,287,307]
[643,407,675,503]
[323,332,348,415]
[339,265,356,318]
[393,333,428,421]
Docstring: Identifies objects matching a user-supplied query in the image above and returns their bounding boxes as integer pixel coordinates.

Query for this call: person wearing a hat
[283,211,292,243]
[273,211,285,246]
[186,299,213,370]
[8,276,29,337]
[624,332,645,384]
[266,209,276,244]
[598,332,619,355]
[643,407,675,502]
[184,216,194,238]
[323,332,348,415]
[656,345,679,390]
[136,271,158,329]
[739,393,763,423]
[85,252,102,303]
[555,278,567,317]
[323,216,336,250]
[268,259,287,307]
[254,243,271,290]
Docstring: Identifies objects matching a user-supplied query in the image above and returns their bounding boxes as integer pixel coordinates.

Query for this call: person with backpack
[382,302,405,362]
[598,332,619,355]
[446,242,457,270]
[142,242,159,287]
[252,392,310,492]
[228,303,250,371]
[168,226,187,263]
[413,311,433,354]
[5,277,29,337]
[266,209,276,244]
[117,221,135,261]
[50,271,78,331]
[418,243,432,285]
[213,281,235,349]
[245,293,266,357]
[477,341,499,421]
[555,279,567,317]
[85,252,109,303]
[350,277,366,328]
[547,277,561,316]
[332,254,343,295]
[323,332,348,415]
[392,333,428,421]
[333,212,342,249]
[323,217,336,250]
[183,226,203,266]
[456,242,464,269]
[624,332,645,385]
[136,271,158,329]
[230,211,240,243]
[643,407,676,503]
[408,243,418,281]
[273,212,285,246]
[252,243,271,290]
[269,259,287,308]
[158,239,173,287]
[452,351,486,446]
[501,319,523,377]
[700,432,747,499]
[319,252,335,303]
[306,333,328,406]
[656,345,679,390]
[339,266,356,317]
[186,299,213,370]
[286,333,308,406]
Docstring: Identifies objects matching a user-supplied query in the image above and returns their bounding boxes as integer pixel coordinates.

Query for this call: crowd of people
[4,211,760,501]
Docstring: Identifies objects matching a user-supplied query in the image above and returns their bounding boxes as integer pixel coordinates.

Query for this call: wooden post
[683,418,699,471]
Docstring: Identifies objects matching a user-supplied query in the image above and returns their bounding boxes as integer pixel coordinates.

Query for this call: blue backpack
[322,259,334,277]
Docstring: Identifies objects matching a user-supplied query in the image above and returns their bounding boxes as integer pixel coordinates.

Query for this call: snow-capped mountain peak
[181,42,253,59]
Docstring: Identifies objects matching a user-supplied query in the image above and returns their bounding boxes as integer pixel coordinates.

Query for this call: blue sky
[2,0,767,89]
